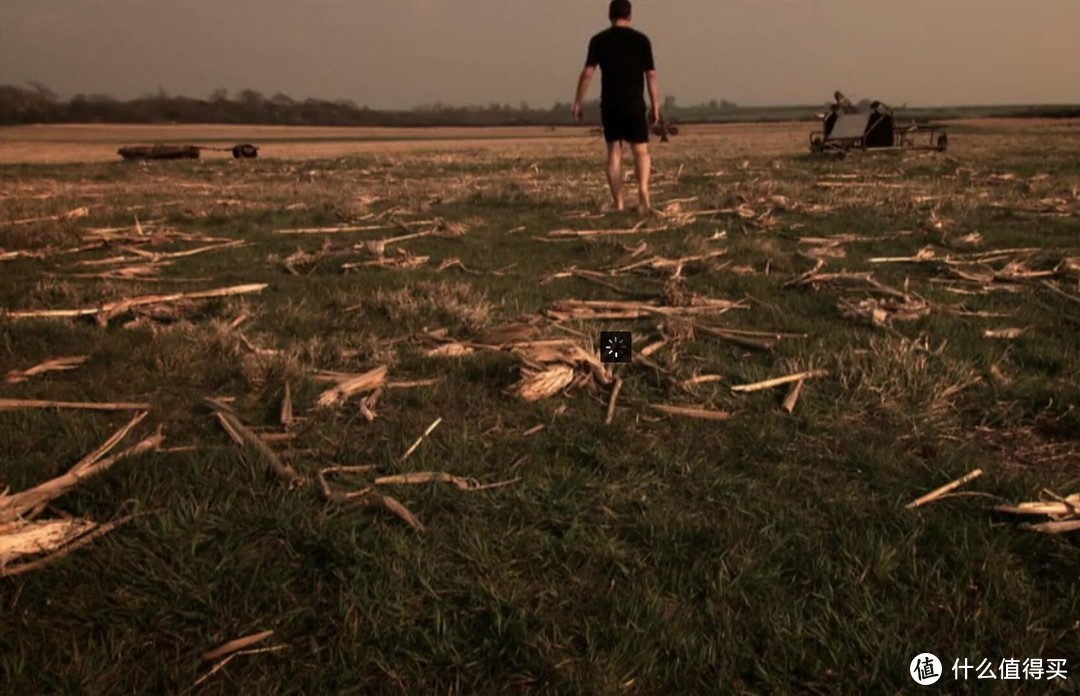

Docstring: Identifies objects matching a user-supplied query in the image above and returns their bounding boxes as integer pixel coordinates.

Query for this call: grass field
[2,120,1080,693]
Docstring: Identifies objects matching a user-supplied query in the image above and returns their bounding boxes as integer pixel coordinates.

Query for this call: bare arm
[573,66,596,122]
[647,70,661,123]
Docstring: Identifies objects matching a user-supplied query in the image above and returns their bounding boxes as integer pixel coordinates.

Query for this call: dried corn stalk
[424,343,476,358]
[548,298,746,322]
[0,412,159,576]
[0,519,99,566]
[343,249,429,270]
[731,370,829,393]
[0,412,159,526]
[374,471,520,491]
[839,297,931,327]
[906,469,984,509]
[0,515,136,578]
[651,404,734,421]
[997,491,1080,534]
[0,398,151,412]
[206,398,304,488]
[5,283,268,322]
[984,328,1027,339]
[202,630,276,663]
[512,365,576,402]
[6,355,89,384]
[280,383,294,427]
[316,366,388,407]
[316,467,424,532]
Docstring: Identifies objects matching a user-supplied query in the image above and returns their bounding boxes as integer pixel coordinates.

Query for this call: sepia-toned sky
[1,0,1078,108]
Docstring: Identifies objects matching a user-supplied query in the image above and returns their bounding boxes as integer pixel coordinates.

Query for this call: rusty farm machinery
[118,143,260,161]
[810,91,948,154]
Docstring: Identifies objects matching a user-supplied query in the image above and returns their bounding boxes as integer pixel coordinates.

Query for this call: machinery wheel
[810,134,824,153]
[232,143,259,159]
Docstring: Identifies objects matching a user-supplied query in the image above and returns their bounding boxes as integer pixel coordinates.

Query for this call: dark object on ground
[231,143,259,159]
[811,92,948,154]
[118,143,260,161]
[118,145,201,161]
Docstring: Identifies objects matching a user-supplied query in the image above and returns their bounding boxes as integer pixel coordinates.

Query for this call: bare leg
[606,141,624,211]
[631,142,651,216]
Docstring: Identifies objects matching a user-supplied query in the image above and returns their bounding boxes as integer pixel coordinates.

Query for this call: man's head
[609,0,632,23]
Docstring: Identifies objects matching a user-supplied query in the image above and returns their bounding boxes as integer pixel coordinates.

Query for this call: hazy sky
[2,0,1078,108]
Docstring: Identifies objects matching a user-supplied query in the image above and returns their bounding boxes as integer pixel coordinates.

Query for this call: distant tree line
[1,83,1076,127]
[0,84,747,126]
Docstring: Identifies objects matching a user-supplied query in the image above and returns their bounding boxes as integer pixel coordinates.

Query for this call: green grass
[2,128,1080,694]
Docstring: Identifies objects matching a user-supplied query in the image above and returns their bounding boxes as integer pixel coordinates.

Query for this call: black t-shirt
[585,27,656,113]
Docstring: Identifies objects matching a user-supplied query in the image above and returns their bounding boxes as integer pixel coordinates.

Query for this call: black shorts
[601,106,649,144]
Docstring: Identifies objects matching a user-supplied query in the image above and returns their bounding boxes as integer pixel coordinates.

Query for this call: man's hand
[573,66,596,123]
[650,104,661,126]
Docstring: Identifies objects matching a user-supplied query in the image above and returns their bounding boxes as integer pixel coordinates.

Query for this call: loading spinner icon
[600,331,632,364]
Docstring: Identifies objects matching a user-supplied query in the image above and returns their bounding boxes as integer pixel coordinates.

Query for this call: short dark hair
[609,0,632,21]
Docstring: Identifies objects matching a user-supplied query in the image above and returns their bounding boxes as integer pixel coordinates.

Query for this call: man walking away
[573,0,661,216]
